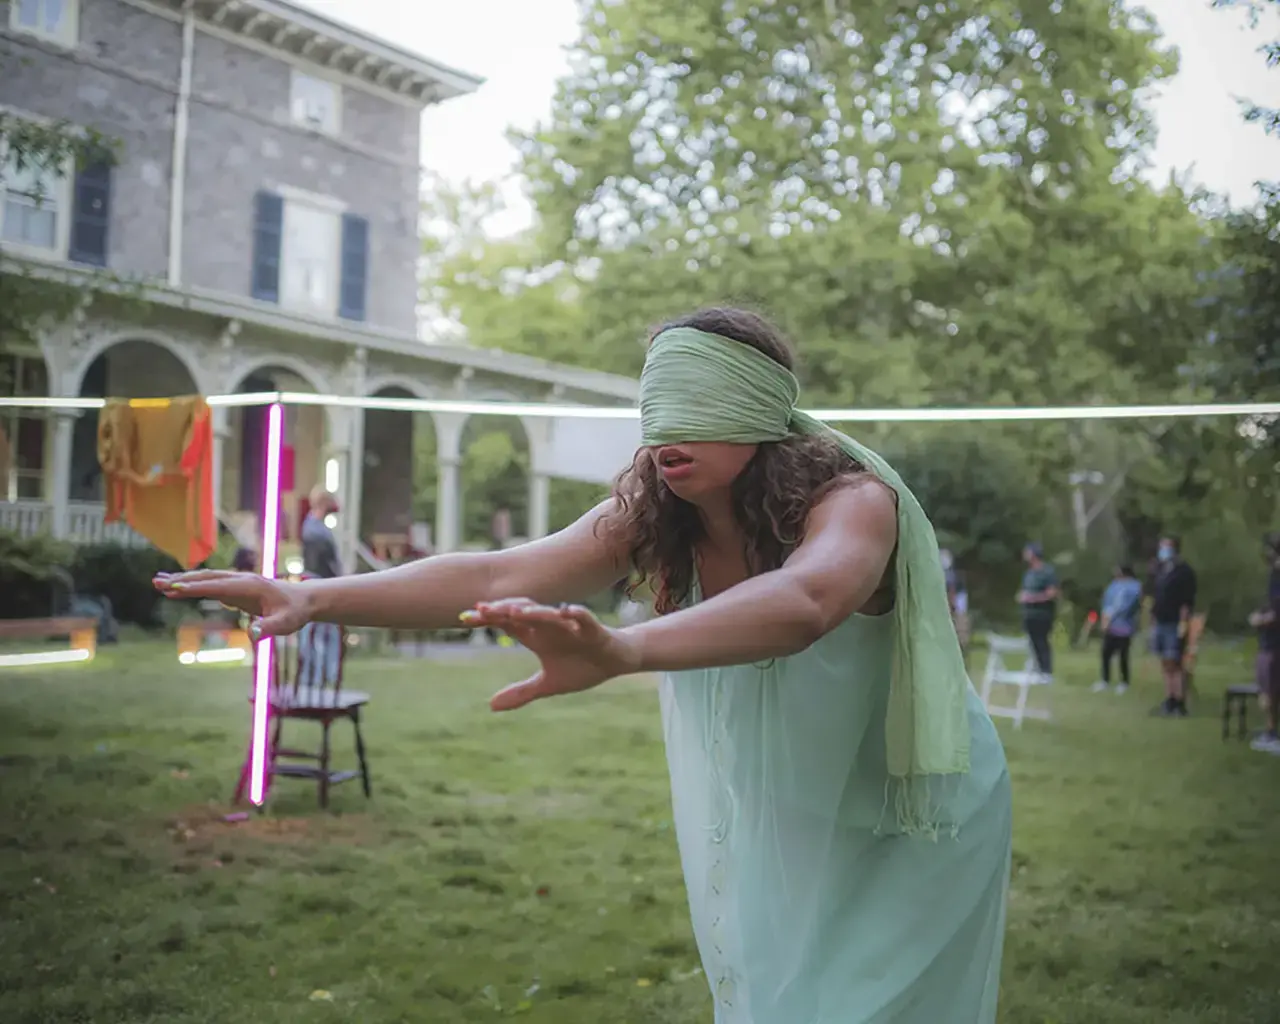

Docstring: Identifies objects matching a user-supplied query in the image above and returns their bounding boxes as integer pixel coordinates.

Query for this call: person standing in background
[1248,533,1280,754]
[1093,565,1142,694]
[299,487,344,684]
[1017,543,1058,678]
[302,488,343,581]
[1150,535,1196,718]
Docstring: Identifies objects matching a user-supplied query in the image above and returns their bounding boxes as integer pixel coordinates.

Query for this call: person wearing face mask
[1150,535,1196,717]
[1017,543,1058,678]
[1248,533,1280,754]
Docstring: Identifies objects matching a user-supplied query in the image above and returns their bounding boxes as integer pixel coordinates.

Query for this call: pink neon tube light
[249,403,284,806]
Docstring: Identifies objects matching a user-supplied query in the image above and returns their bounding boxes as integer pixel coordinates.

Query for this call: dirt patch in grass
[164,802,379,847]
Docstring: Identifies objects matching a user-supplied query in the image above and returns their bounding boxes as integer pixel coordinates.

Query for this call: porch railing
[0,500,150,547]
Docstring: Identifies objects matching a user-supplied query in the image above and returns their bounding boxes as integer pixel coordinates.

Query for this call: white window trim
[0,139,73,262]
[289,68,343,137]
[8,0,80,48]
[279,190,343,319]
[273,183,348,215]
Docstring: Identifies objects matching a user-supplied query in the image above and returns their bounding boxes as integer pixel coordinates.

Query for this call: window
[290,71,341,135]
[0,150,70,255]
[281,198,340,316]
[252,189,368,321]
[9,0,78,46]
[0,353,49,503]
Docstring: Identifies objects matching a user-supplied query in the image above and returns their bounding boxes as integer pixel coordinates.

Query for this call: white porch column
[340,349,366,571]
[210,405,229,525]
[49,410,76,539]
[521,415,553,541]
[344,441,364,573]
[432,411,467,554]
[327,407,363,573]
[528,472,550,541]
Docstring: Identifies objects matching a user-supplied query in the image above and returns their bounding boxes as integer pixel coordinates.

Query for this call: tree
[0,111,118,346]
[419,0,1269,623]
[1211,1,1280,149]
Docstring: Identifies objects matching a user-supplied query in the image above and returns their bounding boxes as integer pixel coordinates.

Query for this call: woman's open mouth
[657,447,695,479]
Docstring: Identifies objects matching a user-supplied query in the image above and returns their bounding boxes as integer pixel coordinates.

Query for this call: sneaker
[1151,698,1176,717]
[1114,684,1129,696]
[1091,681,1110,693]
[1250,732,1280,755]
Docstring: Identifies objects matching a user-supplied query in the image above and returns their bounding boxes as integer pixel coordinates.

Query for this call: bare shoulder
[807,473,898,535]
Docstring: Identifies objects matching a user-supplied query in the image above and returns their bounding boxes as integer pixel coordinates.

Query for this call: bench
[0,617,98,668]
[176,601,251,666]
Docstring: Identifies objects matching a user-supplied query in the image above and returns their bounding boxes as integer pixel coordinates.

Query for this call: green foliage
[1211,1,1280,144]
[1,644,1278,1021]
[461,420,529,544]
[415,0,1275,627]
[0,530,238,627]
[884,429,1048,620]
[69,543,182,629]
[0,108,121,344]
[0,529,74,619]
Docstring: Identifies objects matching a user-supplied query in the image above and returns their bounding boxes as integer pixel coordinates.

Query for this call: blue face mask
[1158,546,1174,562]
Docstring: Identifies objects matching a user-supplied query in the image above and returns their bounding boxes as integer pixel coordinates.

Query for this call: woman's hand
[154,571,312,638]
[462,599,642,711]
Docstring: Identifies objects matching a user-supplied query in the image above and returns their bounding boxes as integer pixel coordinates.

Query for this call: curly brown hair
[599,307,869,614]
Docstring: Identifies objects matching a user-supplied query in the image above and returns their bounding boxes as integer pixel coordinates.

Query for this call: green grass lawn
[1,639,1277,1023]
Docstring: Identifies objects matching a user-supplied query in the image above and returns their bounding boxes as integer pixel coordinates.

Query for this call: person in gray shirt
[298,487,344,684]
[301,487,343,580]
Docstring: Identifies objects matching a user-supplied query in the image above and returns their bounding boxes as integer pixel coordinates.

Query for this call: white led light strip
[0,393,1276,422]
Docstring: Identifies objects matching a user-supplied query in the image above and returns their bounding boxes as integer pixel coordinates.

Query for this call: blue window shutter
[68,162,111,267]
[339,213,368,321]
[251,191,283,303]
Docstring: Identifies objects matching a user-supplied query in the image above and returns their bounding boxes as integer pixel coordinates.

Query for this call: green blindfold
[639,326,973,836]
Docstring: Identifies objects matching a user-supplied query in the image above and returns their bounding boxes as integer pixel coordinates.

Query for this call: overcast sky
[304,0,1280,236]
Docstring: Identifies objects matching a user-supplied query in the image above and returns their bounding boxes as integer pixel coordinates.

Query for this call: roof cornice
[2,254,639,403]
[143,0,485,104]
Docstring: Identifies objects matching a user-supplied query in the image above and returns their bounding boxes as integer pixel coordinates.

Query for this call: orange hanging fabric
[98,396,216,568]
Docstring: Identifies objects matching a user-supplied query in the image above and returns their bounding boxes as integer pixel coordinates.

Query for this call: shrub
[0,530,75,619]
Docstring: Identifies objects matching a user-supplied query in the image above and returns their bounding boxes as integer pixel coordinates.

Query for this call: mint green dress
[660,606,1012,1023]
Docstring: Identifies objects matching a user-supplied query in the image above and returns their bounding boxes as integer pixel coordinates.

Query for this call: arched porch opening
[0,349,50,536]
[358,385,436,562]
[224,366,324,551]
[459,415,530,549]
[70,340,198,502]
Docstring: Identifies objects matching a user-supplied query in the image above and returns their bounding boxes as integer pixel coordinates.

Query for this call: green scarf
[640,327,971,832]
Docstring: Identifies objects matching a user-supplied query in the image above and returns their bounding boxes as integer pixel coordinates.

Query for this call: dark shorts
[1152,622,1183,661]
[1258,650,1279,699]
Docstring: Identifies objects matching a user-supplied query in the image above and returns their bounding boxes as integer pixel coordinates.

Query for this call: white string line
[0,393,1276,422]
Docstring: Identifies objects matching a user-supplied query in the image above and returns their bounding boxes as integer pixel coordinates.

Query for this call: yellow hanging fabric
[97,396,216,568]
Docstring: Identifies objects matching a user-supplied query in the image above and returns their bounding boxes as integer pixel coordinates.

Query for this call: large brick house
[0,0,637,566]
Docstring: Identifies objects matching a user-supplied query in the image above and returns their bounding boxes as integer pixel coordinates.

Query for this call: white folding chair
[979,633,1052,728]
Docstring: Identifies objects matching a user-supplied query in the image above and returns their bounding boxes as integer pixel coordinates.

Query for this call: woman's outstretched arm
[625,481,898,672]
[470,480,900,712]
[157,500,628,634]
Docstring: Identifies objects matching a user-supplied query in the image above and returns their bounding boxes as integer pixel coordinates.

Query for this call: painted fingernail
[459,611,478,623]
[249,622,262,640]
[169,582,186,591]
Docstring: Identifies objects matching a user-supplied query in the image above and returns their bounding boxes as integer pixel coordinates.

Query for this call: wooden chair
[234,613,372,809]
[1222,684,1259,740]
